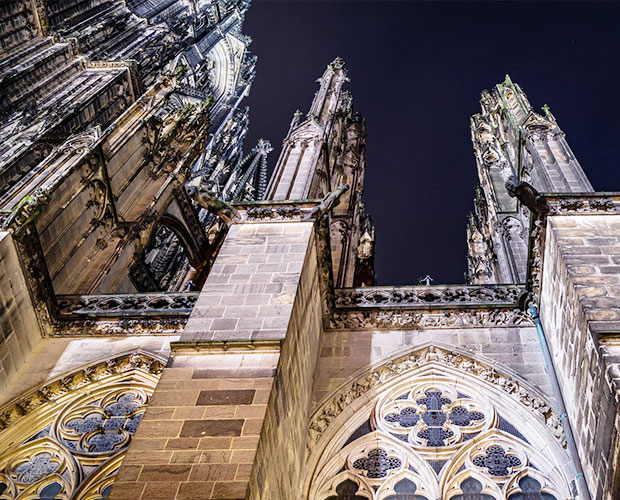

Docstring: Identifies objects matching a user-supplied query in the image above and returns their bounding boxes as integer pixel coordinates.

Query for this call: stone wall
[540,215,620,500]
[0,232,42,395]
[1,335,176,405]
[313,325,551,410]
[109,351,278,500]
[247,232,323,500]
[182,221,313,342]
[110,218,318,499]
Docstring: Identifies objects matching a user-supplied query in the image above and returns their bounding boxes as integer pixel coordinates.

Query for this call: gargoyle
[185,184,239,223]
[311,183,350,219]
[505,176,549,215]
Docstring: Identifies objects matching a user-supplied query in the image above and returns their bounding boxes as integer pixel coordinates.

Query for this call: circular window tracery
[311,363,571,500]
[0,352,162,500]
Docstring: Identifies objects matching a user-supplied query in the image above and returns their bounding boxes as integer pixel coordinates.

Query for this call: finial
[328,56,345,70]
[502,74,513,86]
[418,275,434,286]
[256,138,273,155]
[541,104,557,123]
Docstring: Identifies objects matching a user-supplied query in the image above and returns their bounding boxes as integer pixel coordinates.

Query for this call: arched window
[0,351,163,500]
[308,345,571,500]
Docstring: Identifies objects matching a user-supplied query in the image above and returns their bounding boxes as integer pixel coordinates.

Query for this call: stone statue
[505,175,549,215]
[419,275,433,286]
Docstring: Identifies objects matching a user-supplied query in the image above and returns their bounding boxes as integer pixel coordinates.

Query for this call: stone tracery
[308,347,571,500]
[0,351,162,500]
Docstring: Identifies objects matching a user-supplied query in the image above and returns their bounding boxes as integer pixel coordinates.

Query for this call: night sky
[242,1,620,286]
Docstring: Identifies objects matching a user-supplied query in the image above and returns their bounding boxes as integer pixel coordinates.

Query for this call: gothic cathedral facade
[0,2,618,500]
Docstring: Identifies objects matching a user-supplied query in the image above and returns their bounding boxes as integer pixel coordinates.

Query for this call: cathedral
[0,2,618,500]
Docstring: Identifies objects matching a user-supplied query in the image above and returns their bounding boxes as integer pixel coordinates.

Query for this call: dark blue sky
[243,0,620,285]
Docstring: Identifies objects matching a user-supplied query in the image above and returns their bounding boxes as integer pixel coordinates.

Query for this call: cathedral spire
[466,77,594,284]
[266,57,349,201]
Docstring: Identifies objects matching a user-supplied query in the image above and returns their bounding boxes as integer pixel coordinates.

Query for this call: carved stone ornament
[239,202,310,222]
[56,317,188,336]
[548,196,618,215]
[334,285,523,309]
[307,345,565,456]
[0,350,164,431]
[56,292,198,317]
[328,308,532,331]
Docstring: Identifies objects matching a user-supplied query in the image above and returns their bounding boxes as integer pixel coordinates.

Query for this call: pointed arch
[305,344,572,500]
[0,350,164,500]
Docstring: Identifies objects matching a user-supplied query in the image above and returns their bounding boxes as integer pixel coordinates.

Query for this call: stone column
[109,208,324,500]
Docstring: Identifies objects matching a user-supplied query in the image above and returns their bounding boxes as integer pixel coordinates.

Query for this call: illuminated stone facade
[0,5,619,500]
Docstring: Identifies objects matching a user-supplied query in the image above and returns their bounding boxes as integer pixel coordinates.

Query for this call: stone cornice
[231,200,321,223]
[328,308,532,331]
[170,339,282,354]
[335,285,524,309]
[56,292,199,317]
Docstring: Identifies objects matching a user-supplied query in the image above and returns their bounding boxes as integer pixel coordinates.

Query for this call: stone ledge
[170,339,282,354]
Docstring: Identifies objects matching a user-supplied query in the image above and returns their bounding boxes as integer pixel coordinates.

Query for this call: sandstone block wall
[540,215,620,500]
[111,219,318,499]
[313,326,551,409]
[109,352,278,500]
[0,232,42,395]
[247,233,323,500]
[183,222,313,342]
[1,335,176,405]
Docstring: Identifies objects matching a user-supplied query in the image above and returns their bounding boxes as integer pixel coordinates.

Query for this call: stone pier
[109,214,324,499]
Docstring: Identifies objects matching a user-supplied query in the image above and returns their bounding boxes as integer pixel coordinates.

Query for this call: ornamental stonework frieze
[0,351,164,431]
[334,285,523,309]
[328,308,532,331]
[56,292,198,317]
[236,201,318,223]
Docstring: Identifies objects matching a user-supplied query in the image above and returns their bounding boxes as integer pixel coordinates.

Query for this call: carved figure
[310,183,350,219]
[505,175,549,215]
[185,184,239,223]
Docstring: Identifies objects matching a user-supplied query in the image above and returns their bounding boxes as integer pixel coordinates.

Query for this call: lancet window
[309,351,572,500]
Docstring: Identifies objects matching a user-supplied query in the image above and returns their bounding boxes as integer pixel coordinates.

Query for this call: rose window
[314,368,569,500]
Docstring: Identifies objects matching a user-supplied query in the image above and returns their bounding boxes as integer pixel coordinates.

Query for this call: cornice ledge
[327,307,532,331]
[170,339,282,354]
[232,200,321,223]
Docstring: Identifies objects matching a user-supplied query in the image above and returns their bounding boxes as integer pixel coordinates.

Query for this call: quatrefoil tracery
[313,367,571,500]
[378,386,491,449]
[55,390,147,455]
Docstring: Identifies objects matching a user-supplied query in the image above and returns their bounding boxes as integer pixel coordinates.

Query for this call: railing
[334,285,525,309]
[56,292,199,318]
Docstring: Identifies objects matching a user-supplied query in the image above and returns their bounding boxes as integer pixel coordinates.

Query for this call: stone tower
[0,7,619,500]
[466,75,593,285]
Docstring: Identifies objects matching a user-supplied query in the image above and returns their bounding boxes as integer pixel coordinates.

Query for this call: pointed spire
[328,56,346,71]
[254,138,272,200]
